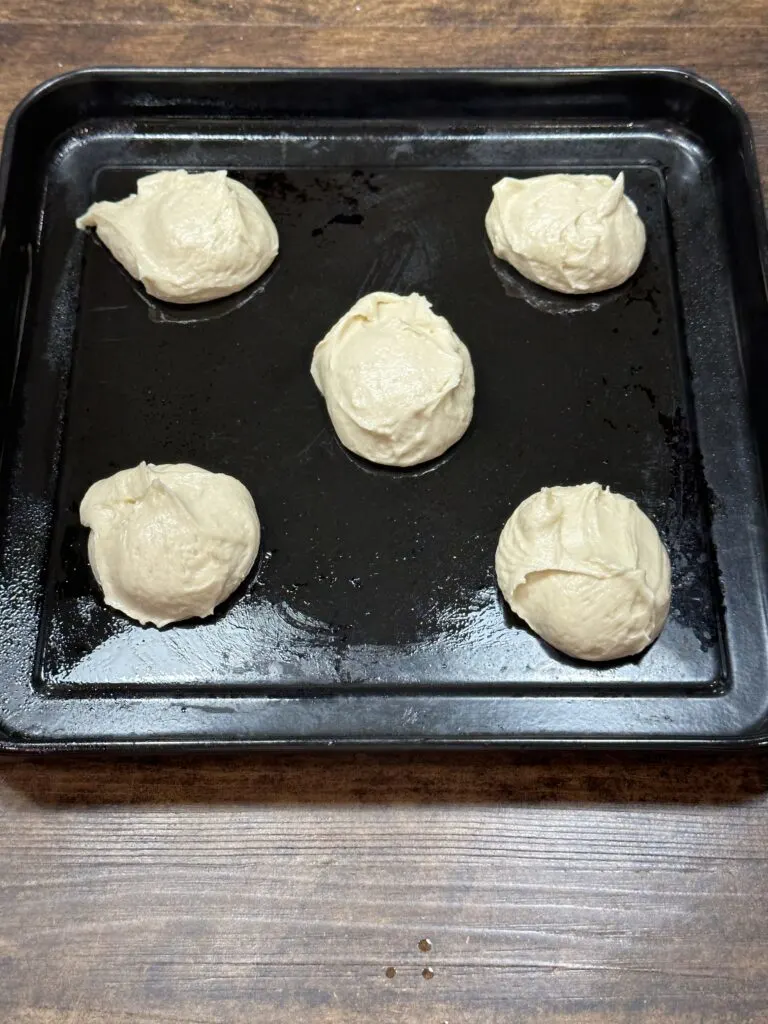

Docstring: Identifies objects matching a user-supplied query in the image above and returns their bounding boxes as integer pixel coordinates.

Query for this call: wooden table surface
[1,2,768,1022]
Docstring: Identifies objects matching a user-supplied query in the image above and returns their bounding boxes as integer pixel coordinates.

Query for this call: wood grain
[3,752,768,1023]
[1,2,768,1022]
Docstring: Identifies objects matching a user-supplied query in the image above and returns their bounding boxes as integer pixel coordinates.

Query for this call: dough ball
[311,291,475,467]
[485,172,646,294]
[80,462,260,627]
[495,483,670,661]
[76,170,279,303]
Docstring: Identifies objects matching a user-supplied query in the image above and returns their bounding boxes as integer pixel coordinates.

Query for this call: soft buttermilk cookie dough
[76,170,279,303]
[485,172,646,294]
[311,291,475,467]
[495,483,671,661]
[80,462,261,627]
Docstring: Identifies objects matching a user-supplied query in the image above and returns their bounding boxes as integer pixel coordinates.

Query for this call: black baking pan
[0,66,767,751]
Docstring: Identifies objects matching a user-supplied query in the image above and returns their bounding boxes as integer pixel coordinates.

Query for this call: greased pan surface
[0,68,766,749]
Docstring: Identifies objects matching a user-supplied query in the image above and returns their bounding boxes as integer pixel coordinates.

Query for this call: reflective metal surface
[0,68,765,748]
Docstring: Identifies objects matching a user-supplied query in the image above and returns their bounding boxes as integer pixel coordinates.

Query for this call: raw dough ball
[80,462,260,627]
[495,483,671,661]
[76,170,279,303]
[311,291,475,467]
[485,172,646,294]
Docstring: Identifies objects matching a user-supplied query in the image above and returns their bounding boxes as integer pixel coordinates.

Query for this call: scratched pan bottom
[0,69,766,748]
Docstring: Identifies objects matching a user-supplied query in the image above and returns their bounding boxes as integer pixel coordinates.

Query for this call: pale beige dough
[495,483,671,661]
[311,291,475,467]
[76,169,278,303]
[80,462,260,627]
[485,172,646,294]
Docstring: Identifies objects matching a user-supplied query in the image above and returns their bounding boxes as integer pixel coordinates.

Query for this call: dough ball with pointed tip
[485,172,646,294]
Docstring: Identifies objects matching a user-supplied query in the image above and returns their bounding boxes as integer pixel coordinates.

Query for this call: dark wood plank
[2,752,768,1023]
[0,2,767,1022]
[1,0,766,24]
